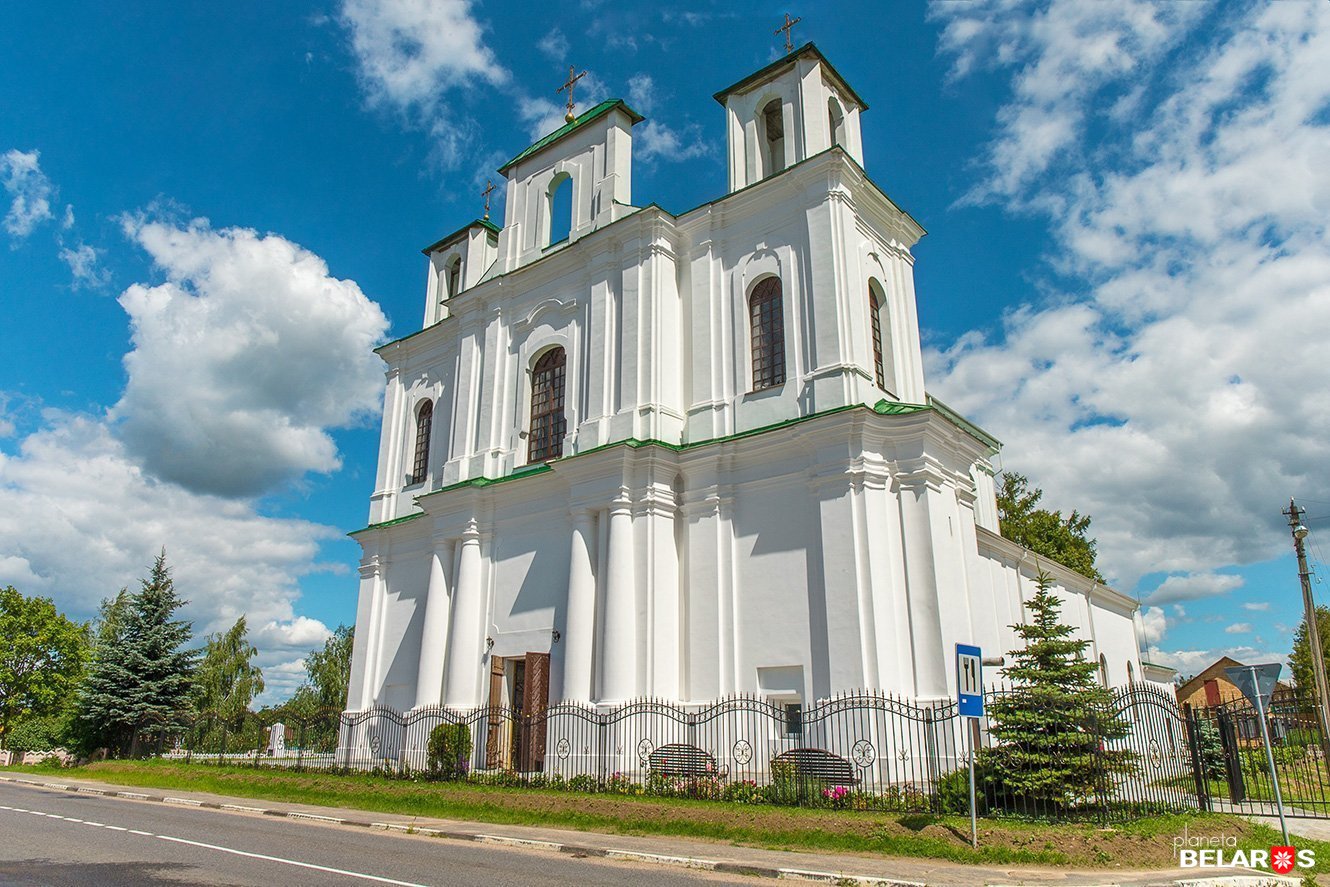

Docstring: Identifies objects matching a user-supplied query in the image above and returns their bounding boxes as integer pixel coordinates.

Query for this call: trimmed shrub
[426,723,471,779]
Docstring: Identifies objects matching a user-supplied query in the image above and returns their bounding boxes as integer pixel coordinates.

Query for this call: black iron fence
[138,685,1200,820]
[1187,686,1330,818]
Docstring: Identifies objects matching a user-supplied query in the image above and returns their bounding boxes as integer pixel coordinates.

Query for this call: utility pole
[1286,498,1330,764]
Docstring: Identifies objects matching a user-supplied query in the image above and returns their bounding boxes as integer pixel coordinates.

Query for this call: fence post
[1216,708,1246,803]
[1183,705,1211,812]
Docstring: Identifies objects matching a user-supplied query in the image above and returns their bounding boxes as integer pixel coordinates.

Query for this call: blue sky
[2,1,1328,700]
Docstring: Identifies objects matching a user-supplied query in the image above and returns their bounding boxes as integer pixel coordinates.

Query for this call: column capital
[358,555,383,580]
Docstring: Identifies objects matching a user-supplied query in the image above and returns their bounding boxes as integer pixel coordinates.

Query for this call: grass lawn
[8,760,1330,871]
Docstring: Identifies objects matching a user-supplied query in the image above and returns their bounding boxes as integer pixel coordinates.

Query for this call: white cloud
[112,216,388,497]
[1140,605,1167,646]
[515,72,607,141]
[1147,573,1245,605]
[0,412,339,655]
[538,28,569,62]
[340,0,507,107]
[623,74,709,164]
[59,243,109,289]
[928,1,1330,591]
[1243,601,1271,611]
[1225,622,1252,634]
[1149,644,1289,679]
[1,149,55,238]
[339,0,507,165]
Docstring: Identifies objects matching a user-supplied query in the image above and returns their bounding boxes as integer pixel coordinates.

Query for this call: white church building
[344,44,1166,734]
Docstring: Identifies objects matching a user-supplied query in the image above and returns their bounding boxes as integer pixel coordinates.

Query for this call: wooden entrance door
[484,652,551,771]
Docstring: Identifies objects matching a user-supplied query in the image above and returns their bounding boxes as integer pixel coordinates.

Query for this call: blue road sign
[957,643,983,718]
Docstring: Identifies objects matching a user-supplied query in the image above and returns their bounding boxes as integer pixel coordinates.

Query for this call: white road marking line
[84,821,104,827]
[29,811,46,816]
[155,835,432,887]
[64,817,83,823]
[129,829,153,836]
[105,825,127,831]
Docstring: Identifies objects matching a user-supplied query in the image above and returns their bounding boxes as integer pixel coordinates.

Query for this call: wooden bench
[770,748,859,785]
[648,743,719,778]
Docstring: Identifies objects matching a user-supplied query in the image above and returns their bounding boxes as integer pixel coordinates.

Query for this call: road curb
[0,774,1301,887]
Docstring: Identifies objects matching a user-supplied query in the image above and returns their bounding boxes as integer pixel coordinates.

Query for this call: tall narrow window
[1099,654,1109,687]
[869,287,886,390]
[749,277,785,391]
[762,99,785,177]
[548,173,572,246]
[527,347,567,462]
[446,257,461,298]
[410,400,433,485]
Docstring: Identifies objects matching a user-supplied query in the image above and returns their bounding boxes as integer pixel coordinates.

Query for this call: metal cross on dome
[775,13,801,53]
[557,65,587,123]
[481,179,495,220]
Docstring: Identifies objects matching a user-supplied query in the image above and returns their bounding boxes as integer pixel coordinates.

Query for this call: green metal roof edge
[350,400,1001,535]
[498,99,644,174]
[712,42,869,111]
[1140,660,1175,671]
[421,218,501,256]
[926,395,1002,452]
[348,510,426,537]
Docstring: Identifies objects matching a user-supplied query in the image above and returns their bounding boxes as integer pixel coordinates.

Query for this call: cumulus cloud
[1147,573,1245,605]
[1150,645,1288,679]
[112,216,388,497]
[0,413,339,643]
[1225,623,1252,635]
[928,1,1330,592]
[624,74,709,164]
[1243,601,1271,612]
[1,149,55,238]
[1139,605,1167,647]
[339,0,506,164]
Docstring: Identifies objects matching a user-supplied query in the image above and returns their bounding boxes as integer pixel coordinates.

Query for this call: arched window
[548,173,573,246]
[446,257,462,298]
[410,400,433,485]
[527,347,567,463]
[869,287,886,390]
[1127,660,1136,685]
[828,97,846,148]
[749,277,786,391]
[761,99,785,177]
[1099,654,1109,687]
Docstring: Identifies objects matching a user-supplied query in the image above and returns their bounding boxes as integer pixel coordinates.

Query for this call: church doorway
[484,652,550,771]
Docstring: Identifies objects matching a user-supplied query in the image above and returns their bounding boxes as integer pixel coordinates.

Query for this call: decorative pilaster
[599,493,637,702]
[414,539,455,708]
[561,509,598,702]
[348,554,384,710]
[443,522,485,709]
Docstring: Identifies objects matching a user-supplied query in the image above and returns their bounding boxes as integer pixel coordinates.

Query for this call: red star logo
[1271,846,1296,874]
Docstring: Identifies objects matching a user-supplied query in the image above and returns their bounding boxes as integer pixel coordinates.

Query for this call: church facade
[345,44,1158,727]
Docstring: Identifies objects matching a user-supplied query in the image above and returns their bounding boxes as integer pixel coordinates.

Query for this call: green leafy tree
[288,624,354,716]
[996,472,1103,581]
[1290,605,1330,696]
[76,553,195,755]
[982,570,1135,810]
[0,586,88,748]
[192,616,264,721]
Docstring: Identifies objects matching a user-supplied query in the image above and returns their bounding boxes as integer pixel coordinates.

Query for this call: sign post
[1225,662,1288,845]
[956,643,983,849]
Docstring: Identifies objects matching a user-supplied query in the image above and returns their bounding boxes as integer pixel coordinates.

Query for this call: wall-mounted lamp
[485,636,494,651]
[552,629,562,644]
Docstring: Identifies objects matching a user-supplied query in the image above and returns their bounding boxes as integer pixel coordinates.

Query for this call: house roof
[498,99,644,175]
[712,42,869,111]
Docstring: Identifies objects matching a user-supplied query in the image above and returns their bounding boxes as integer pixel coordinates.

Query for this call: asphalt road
[0,781,749,887]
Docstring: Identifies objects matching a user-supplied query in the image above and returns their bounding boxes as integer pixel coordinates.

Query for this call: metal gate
[1189,687,1330,818]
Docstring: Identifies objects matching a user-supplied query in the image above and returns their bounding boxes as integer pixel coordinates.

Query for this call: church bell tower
[714,42,868,192]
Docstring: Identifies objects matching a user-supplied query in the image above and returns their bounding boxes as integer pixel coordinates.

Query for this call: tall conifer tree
[983,570,1135,810]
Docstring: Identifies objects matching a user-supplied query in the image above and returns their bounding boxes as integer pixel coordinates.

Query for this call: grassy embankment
[7,759,1328,870]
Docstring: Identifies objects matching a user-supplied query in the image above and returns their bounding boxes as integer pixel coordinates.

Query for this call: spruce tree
[121,552,195,754]
[74,589,134,753]
[76,553,195,756]
[982,569,1135,811]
